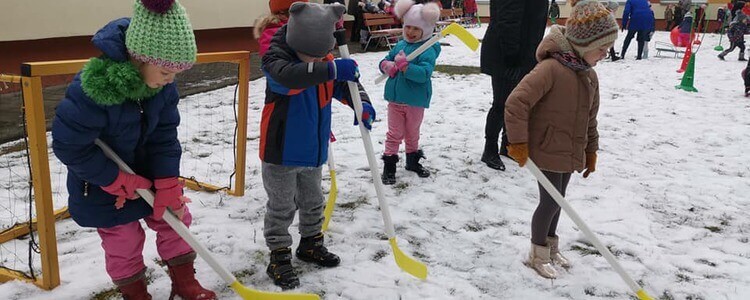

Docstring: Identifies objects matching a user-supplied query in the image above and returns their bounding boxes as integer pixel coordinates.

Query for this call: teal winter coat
[380,39,441,108]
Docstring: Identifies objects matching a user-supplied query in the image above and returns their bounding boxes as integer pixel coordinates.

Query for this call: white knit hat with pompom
[394,0,440,42]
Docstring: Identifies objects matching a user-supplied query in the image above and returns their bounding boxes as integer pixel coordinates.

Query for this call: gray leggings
[262,162,325,250]
[531,171,571,246]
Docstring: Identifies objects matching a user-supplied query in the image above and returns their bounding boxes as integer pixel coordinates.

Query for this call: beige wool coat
[505,26,600,173]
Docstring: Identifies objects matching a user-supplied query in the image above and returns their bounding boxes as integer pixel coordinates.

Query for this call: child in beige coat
[504,0,619,279]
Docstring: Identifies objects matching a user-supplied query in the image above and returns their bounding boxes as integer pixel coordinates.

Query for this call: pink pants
[384,102,425,155]
[97,208,193,281]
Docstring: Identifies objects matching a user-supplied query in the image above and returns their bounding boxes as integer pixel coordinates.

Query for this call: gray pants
[262,162,325,250]
[531,171,571,246]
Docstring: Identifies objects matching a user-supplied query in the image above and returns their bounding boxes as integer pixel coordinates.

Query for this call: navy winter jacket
[52,18,182,228]
[622,0,655,31]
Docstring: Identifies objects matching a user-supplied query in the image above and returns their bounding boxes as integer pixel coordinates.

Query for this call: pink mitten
[152,177,191,220]
[101,171,152,209]
[394,50,409,71]
[380,60,399,78]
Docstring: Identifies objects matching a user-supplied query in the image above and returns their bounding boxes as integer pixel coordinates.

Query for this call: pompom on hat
[564,0,619,56]
[394,0,440,42]
[125,0,197,72]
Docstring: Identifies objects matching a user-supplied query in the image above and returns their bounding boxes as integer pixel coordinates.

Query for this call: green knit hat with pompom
[125,0,196,71]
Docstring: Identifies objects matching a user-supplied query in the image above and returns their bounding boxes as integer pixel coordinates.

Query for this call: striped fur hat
[565,0,619,56]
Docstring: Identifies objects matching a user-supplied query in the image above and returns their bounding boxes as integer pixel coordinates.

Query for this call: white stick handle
[526,159,643,295]
[374,33,443,85]
[338,45,396,238]
[94,139,237,285]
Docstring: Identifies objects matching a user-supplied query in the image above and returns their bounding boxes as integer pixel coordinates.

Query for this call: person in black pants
[348,0,363,43]
[620,0,654,60]
[480,0,549,171]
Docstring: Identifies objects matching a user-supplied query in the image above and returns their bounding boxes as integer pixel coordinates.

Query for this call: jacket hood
[535,25,576,61]
[91,18,131,62]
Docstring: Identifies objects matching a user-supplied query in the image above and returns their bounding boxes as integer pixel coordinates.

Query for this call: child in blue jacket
[51,1,215,299]
[259,2,375,289]
[379,0,441,185]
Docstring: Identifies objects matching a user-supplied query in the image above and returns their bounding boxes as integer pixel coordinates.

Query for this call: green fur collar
[80,57,162,106]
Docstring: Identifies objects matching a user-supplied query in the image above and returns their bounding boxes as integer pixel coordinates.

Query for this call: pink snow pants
[384,102,425,155]
[96,207,193,281]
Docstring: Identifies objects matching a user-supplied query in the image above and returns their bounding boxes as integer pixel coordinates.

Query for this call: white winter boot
[526,243,557,279]
[547,236,571,269]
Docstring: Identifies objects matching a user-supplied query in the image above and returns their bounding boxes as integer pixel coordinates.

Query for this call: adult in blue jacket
[621,0,655,59]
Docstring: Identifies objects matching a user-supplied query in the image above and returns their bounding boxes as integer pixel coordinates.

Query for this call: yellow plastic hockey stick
[322,137,338,232]
[526,159,653,300]
[96,139,320,300]
[334,30,428,279]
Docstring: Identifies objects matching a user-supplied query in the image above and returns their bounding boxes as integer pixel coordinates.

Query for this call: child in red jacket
[254,0,309,57]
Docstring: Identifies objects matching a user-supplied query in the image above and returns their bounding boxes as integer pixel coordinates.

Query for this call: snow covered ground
[1,25,749,300]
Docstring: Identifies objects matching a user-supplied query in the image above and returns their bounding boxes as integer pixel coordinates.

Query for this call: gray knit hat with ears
[286,2,346,57]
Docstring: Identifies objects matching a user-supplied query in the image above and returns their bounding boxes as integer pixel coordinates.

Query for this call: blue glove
[354,102,376,130]
[329,59,360,82]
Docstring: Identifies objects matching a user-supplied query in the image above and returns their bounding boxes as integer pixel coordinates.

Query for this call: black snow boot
[266,248,299,290]
[740,51,747,61]
[405,150,430,178]
[296,233,340,268]
[381,155,398,185]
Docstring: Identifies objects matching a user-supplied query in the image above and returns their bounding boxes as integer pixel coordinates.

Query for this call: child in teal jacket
[379,0,441,185]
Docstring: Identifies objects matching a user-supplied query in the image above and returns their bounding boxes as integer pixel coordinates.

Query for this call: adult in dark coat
[348,0,364,42]
[480,0,549,171]
[620,0,654,60]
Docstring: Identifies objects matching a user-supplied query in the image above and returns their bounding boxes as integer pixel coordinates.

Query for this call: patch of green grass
[372,249,388,262]
[338,195,368,210]
[0,141,25,156]
[463,221,485,232]
[571,244,601,256]
[659,290,676,300]
[704,226,722,233]
[434,65,481,76]
[233,268,257,279]
[91,287,120,300]
[676,273,692,283]
[695,258,717,267]
[411,251,428,260]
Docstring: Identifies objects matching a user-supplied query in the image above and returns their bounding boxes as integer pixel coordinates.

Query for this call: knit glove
[507,143,529,167]
[380,60,399,78]
[153,177,191,220]
[583,152,597,178]
[328,59,360,82]
[394,50,409,71]
[101,171,152,209]
[354,102,376,130]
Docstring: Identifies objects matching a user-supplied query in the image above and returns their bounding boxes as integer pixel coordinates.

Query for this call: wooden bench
[654,41,686,58]
[363,13,402,51]
[436,9,463,28]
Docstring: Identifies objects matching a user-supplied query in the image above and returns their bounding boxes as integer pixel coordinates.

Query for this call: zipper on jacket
[83,181,89,197]
[317,85,328,166]
[136,100,148,148]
